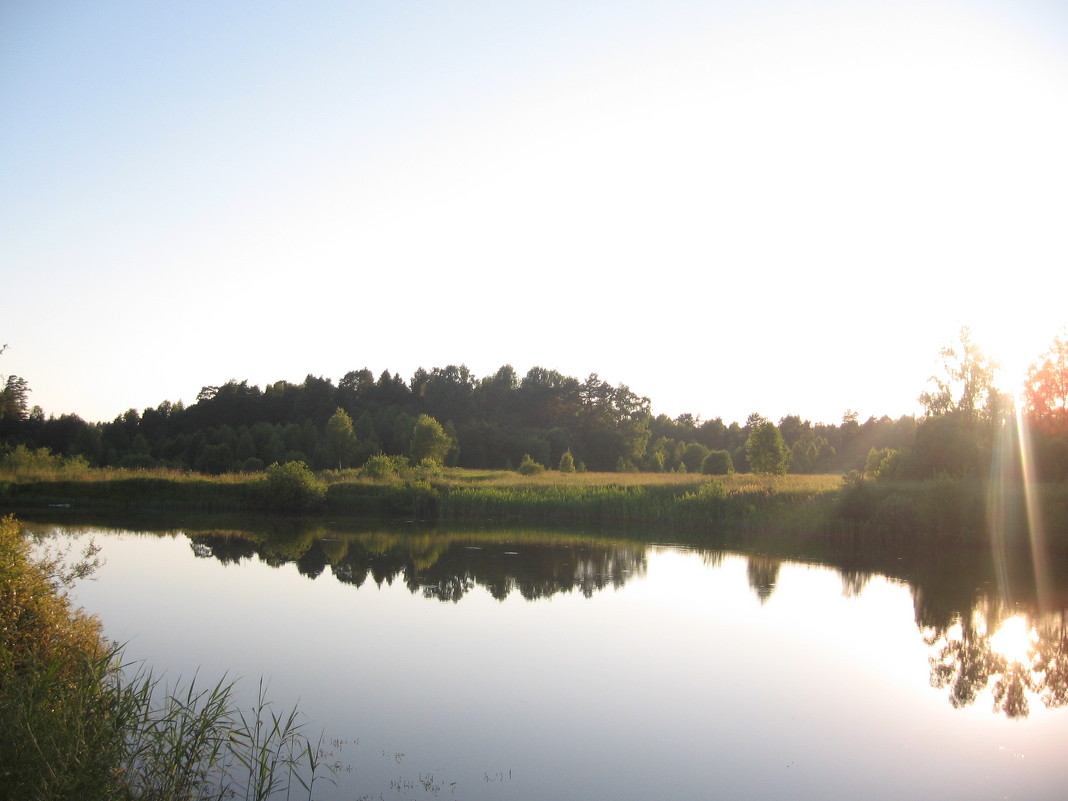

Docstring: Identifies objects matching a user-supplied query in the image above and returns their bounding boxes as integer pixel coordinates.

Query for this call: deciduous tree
[325,407,358,469]
[746,421,790,475]
[411,414,452,465]
[1023,333,1068,434]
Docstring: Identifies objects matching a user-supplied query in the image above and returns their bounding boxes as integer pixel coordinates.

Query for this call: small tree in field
[558,449,576,473]
[518,453,545,475]
[410,414,451,465]
[262,461,326,511]
[701,449,734,475]
[746,421,789,475]
[325,407,358,469]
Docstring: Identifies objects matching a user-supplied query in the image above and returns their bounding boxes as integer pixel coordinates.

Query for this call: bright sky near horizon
[3,0,1067,427]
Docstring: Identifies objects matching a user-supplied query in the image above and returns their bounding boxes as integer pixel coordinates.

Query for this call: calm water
[27,517,1068,800]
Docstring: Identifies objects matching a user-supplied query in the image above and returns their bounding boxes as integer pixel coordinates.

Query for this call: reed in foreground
[0,515,338,801]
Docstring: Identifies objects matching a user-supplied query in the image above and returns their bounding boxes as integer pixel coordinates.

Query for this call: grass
[4,458,1066,552]
[0,514,338,801]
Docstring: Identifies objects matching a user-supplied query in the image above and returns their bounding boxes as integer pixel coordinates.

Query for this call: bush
[865,447,903,481]
[701,449,734,475]
[517,454,545,475]
[837,471,875,520]
[260,461,327,511]
[360,453,408,480]
[0,445,90,479]
[0,515,337,800]
[558,449,576,473]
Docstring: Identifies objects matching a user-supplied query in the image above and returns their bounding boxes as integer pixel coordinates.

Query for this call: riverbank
[0,514,337,800]
[2,465,1066,550]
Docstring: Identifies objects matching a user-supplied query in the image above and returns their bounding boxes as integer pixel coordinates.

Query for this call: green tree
[919,326,1000,422]
[558,449,576,473]
[746,421,790,475]
[261,460,327,511]
[517,453,545,475]
[681,442,711,473]
[701,449,734,475]
[410,414,452,465]
[324,407,358,469]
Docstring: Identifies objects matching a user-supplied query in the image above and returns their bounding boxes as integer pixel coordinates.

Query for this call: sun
[989,615,1036,666]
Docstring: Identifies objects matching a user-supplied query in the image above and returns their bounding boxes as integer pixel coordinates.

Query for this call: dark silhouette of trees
[8,331,1068,478]
[1024,333,1068,434]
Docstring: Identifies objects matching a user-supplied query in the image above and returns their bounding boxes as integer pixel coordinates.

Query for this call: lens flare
[989,614,1035,666]
[1014,395,1053,614]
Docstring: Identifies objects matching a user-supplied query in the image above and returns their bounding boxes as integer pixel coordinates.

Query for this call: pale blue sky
[4,0,1067,426]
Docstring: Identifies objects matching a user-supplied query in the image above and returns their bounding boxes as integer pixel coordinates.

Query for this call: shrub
[558,449,576,473]
[865,447,903,481]
[261,461,327,511]
[837,471,875,520]
[0,515,338,799]
[0,445,90,479]
[681,443,711,473]
[701,449,734,475]
[517,454,545,475]
[360,453,408,480]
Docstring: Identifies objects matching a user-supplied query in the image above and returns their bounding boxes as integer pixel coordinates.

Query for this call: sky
[3,0,1067,427]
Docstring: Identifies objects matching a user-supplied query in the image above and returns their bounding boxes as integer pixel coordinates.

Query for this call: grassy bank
[3,462,1066,550]
[0,514,336,800]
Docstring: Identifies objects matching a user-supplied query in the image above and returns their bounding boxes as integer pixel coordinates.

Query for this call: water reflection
[20,513,1068,720]
[187,526,1068,718]
[745,554,780,604]
[924,608,1068,719]
[188,529,648,603]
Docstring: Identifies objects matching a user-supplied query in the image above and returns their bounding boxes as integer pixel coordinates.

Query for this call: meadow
[2,449,1066,552]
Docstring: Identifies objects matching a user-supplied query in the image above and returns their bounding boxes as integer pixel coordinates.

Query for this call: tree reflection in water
[745,555,781,605]
[188,528,648,604]
[924,609,1068,719]
[182,521,1068,719]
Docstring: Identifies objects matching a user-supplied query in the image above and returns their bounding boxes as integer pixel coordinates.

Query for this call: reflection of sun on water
[989,615,1035,666]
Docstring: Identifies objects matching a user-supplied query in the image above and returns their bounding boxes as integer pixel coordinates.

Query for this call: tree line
[1,329,1066,479]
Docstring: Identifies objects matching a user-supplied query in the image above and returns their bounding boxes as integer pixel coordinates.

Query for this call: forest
[1,328,1066,481]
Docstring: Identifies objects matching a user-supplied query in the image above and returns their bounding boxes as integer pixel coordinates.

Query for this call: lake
[24,514,1068,800]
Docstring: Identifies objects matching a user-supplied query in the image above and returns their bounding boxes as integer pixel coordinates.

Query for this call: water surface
[29,517,1068,800]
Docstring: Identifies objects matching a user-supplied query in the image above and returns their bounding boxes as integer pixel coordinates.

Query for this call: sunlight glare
[989,614,1036,666]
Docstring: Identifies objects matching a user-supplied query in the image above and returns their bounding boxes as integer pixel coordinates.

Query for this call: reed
[0,515,337,801]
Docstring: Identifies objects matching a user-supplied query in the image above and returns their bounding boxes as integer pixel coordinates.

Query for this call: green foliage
[865,447,903,480]
[261,461,327,511]
[324,407,358,470]
[701,449,734,475]
[837,470,875,520]
[1,444,90,478]
[558,449,576,473]
[919,326,1001,423]
[410,414,451,465]
[745,422,790,475]
[0,514,337,801]
[681,442,711,473]
[517,453,545,475]
[360,453,409,480]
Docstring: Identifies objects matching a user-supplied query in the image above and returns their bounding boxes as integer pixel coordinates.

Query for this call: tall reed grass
[0,515,338,801]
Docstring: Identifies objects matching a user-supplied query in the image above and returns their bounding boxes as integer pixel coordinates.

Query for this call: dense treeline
[2,327,1067,481]
[0,364,912,476]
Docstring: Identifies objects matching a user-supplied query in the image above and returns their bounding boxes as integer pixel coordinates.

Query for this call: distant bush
[0,444,90,478]
[517,454,545,475]
[701,449,734,475]
[865,447,904,480]
[240,456,265,472]
[360,453,409,480]
[837,470,875,520]
[260,461,327,511]
[558,449,576,473]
